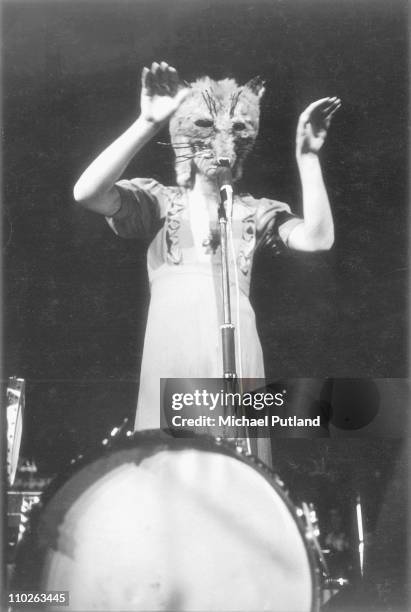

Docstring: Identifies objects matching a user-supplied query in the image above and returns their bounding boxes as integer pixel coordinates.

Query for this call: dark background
[3,0,408,462]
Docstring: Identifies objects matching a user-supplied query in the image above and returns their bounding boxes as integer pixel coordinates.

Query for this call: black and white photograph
[2,1,409,611]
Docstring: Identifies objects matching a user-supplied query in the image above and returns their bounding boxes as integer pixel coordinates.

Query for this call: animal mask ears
[243,75,266,99]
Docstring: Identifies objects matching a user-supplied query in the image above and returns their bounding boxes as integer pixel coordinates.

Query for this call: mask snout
[217,157,231,167]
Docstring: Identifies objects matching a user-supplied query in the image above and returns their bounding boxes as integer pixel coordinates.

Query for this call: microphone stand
[218,188,236,380]
[217,167,251,452]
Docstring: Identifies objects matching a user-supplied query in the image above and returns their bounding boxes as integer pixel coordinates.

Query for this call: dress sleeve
[105,178,169,240]
[254,197,303,251]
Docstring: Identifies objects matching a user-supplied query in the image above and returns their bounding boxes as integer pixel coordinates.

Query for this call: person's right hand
[140,61,190,126]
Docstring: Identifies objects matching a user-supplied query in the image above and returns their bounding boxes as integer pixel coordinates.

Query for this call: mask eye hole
[233,121,246,131]
[194,118,214,128]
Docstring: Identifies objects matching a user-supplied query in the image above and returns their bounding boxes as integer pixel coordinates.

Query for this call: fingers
[323,98,342,121]
[298,97,342,136]
[320,97,342,129]
[308,97,333,110]
[149,61,163,93]
[141,66,154,94]
[142,61,185,97]
[321,97,341,116]
[168,66,180,91]
[299,97,331,122]
[300,96,342,123]
[158,61,169,89]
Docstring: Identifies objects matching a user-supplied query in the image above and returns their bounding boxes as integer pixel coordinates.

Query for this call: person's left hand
[296,97,341,158]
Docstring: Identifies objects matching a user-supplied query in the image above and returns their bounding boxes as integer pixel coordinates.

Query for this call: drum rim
[15,429,322,612]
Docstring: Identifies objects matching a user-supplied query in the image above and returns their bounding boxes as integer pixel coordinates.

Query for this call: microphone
[216,162,233,218]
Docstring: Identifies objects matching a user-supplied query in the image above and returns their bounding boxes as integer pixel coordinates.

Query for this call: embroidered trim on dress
[165,191,186,265]
[238,210,256,276]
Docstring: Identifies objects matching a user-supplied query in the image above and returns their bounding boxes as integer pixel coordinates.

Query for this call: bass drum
[14,431,320,611]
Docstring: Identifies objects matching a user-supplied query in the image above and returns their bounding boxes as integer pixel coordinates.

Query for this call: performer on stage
[73,61,340,465]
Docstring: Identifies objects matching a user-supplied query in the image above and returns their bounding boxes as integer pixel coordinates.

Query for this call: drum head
[16,433,317,611]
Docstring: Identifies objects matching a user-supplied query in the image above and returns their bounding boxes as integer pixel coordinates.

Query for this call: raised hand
[140,61,190,126]
[296,97,341,158]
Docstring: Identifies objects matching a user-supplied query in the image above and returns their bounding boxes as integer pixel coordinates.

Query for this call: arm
[287,97,341,251]
[73,61,189,216]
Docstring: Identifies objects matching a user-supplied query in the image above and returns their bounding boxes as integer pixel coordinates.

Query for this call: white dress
[106,178,301,432]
